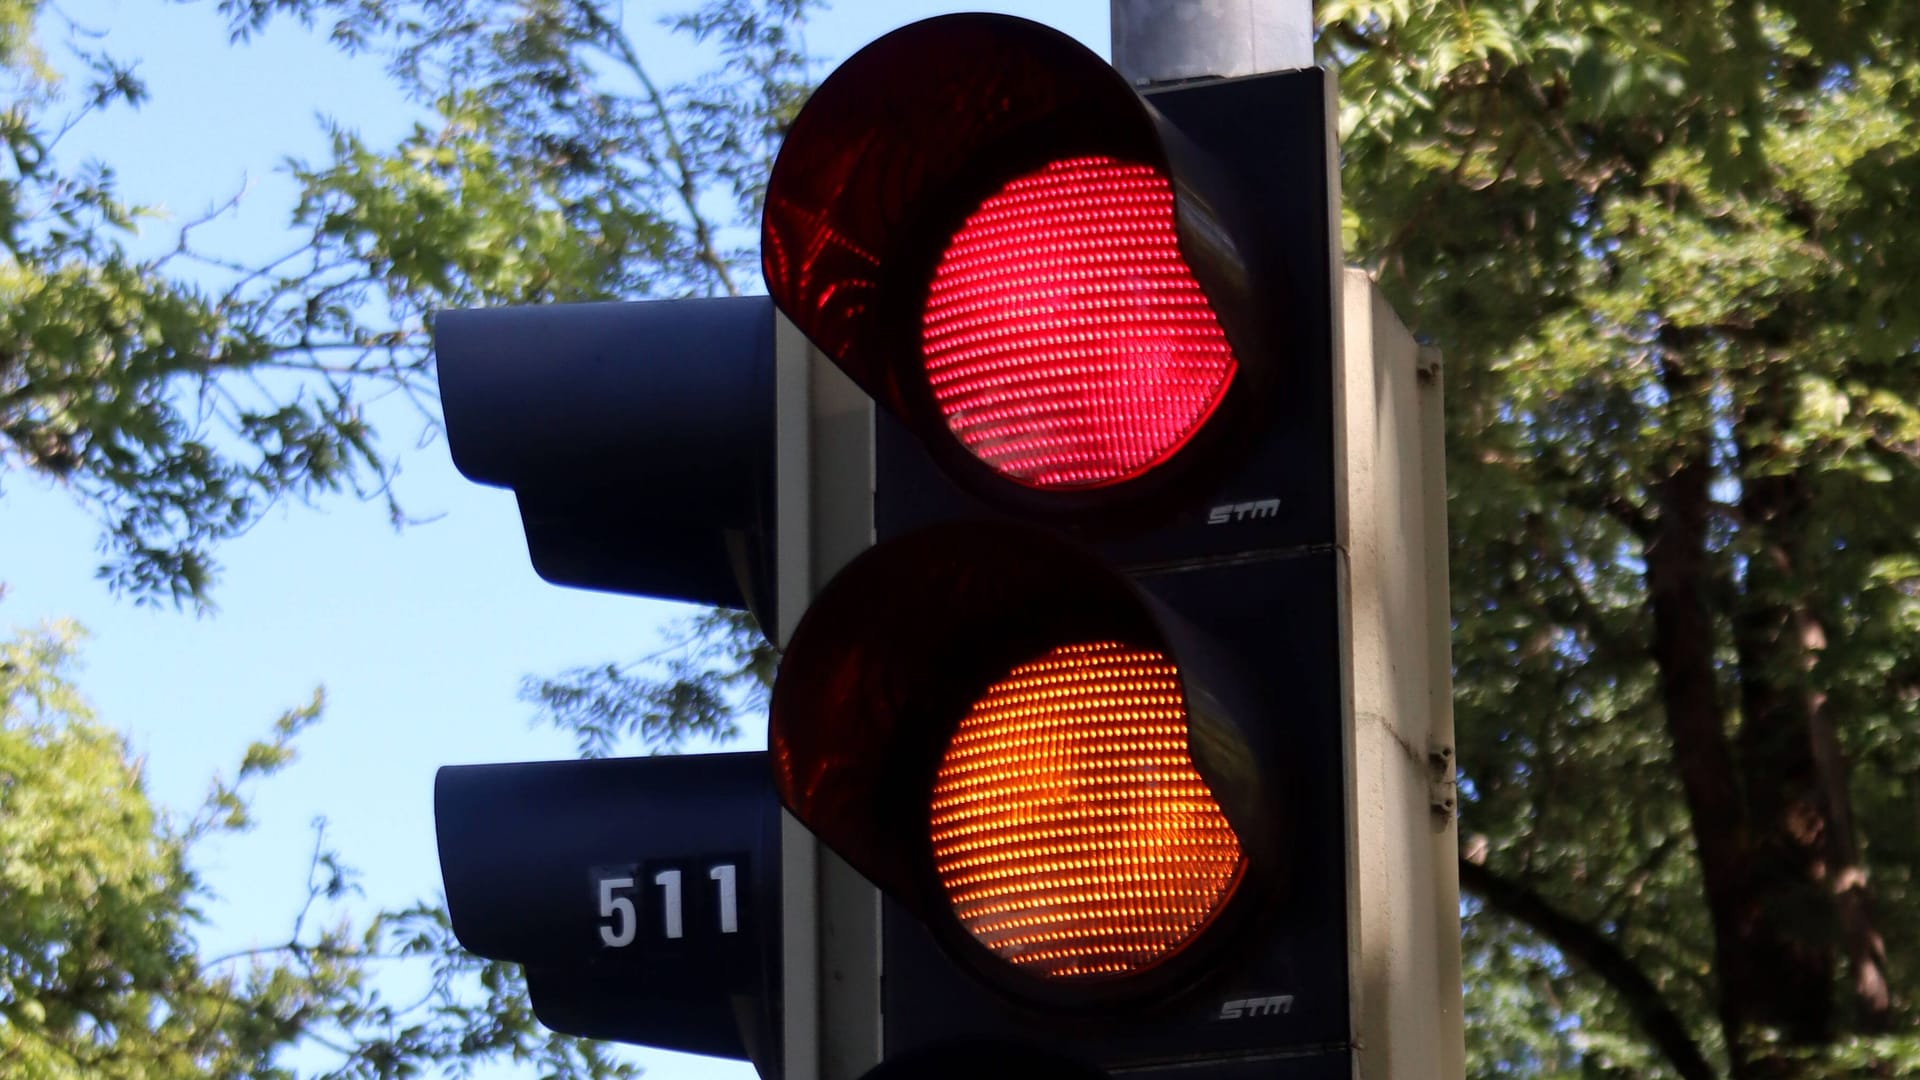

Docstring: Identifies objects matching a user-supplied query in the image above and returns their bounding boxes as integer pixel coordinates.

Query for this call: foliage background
[5,0,1919,1077]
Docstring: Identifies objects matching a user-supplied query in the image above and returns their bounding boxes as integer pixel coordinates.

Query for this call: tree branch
[586,7,739,297]
[1460,856,1718,1080]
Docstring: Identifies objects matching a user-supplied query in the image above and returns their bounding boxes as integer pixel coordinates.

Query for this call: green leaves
[5,3,819,1076]
[1331,0,1920,1074]
[1,21,388,610]
[1,623,291,1077]
[6,0,816,614]
[523,607,772,758]
[290,94,672,309]
[0,619,646,1078]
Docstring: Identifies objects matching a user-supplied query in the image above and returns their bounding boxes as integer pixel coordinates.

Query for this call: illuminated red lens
[922,156,1237,489]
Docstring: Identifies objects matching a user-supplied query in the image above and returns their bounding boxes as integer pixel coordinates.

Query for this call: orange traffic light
[764,11,1356,1076]
[930,641,1244,980]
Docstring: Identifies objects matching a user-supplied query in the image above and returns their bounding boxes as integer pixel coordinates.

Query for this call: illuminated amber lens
[928,641,1243,980]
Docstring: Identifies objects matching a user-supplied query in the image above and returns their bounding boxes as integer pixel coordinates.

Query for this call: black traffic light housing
[763,14,1329,532]
[763,13,1354,1077]
[431,296,790,1073]
[428,11,1457,1080]
[434,753,783,1071]
[437,296,779,622]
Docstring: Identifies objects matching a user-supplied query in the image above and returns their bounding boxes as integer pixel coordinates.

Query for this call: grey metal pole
[1111,9,1470,1080]
[1109,0,1314,85]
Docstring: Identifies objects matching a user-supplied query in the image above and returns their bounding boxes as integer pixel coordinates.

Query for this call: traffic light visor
[764,14,1280,509]
[770,523,1274,998]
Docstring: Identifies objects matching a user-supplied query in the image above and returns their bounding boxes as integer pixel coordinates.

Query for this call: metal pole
[777,314,882,1080]
[1111,9,1470,1077]
[1109,0,1314,85]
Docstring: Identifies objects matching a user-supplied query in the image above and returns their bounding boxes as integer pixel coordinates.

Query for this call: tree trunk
[1644,441,1776,1077]
[1727,461,1841,1054]
[1635,365,1895,1078]
[1731,383,1891,1041]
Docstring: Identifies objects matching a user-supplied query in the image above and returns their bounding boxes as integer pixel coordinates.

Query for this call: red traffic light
[761,9,1369,1069]
[923,156,1236,489]
[763,14,1289,512]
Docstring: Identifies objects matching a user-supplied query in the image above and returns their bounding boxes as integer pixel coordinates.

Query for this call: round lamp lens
[921,157,1237,490]
[928,641,1243,980]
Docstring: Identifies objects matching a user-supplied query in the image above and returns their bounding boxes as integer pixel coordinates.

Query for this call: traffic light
[434,753,782,1066]
[427,11,1459,1080]
[762,13,1459,1080]
[435,296,778,622]
[430,296,791,1076]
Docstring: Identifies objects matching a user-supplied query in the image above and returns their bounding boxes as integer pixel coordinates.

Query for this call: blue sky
[0,1,1104,1077]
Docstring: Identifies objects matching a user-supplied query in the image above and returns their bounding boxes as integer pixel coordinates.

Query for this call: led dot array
[921,156,1237,489]
[929,641,1243,980]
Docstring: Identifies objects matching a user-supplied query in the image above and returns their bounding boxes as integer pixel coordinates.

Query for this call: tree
[493,4,1920,1078]
[224,0,807,761]
[3,0,812,1073]
[5,0,811,606]
[1,621,308,1078]
[3,0,385,607]
[0,620,651,1078]
[1327,0,1920,1076]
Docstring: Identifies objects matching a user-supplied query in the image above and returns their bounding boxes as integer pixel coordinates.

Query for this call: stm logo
[1218,995,1294,1020]
[1206,498,1281,525]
